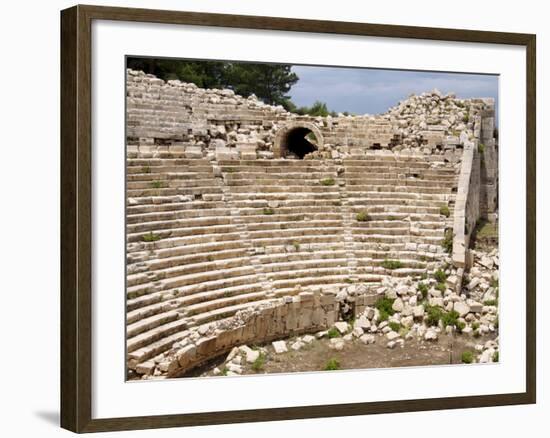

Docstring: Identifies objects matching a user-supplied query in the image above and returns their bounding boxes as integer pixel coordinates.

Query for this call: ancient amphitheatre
[125,68,500,380]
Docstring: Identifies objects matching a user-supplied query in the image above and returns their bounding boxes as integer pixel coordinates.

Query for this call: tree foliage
[127,58,351,116]
[127,58,298,106]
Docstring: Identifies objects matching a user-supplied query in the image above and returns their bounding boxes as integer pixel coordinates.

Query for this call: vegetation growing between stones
[381,259,404,270]
[327,328,341,339]
[434,269,447,283]
[478,143,485,154]
[375,297,396,322]
[442,229,454,253]
[439,205,451,217]
[263,208,275,215]
[142,231,161,242]
[251,352,266,372]
[324,358,341,371]
[388,321,401,332]
[441,310,460,328]
[320,177,335,186]
[150,180,167,189]
[461,351,474,364]
[356,211,371,222]
[425,304,444,326]
[417,282,429,300]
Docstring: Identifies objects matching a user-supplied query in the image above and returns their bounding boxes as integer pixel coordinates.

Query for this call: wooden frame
[60,4,536,433]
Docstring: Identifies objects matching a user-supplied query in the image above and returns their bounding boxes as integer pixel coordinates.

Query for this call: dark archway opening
[283,127,319,159]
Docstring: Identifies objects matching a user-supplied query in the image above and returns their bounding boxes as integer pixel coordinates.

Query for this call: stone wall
[126,69,497,166]
[134,290,341,378]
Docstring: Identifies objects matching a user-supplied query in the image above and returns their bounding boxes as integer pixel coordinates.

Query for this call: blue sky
[288,65,498,115]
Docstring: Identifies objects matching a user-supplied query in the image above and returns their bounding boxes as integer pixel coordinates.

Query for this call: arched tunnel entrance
[274,122,324,159]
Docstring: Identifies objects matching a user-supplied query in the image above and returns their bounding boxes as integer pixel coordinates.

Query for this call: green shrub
[388,215,398,221]
[490,278,499,289]
[292,241,300,251]
[251,353,266,372]
[142,165,151,174]
[327,328,341,339]
[441,310,460,328]
[356,211,371,222]
[324,358,341,371]
[425,304,443,327]
[478,143,485,154]
[142,231,161,242]
[263,208,275,215]
[461,351,474,364]
[150,180,166,189]
[456,321,466,333]
[439,205,451,217]
[442,229,453,253]
[462,114,470,123]
[320,177,335,186]
[434,269,447,283]
[375,297,395,322]
[471,322,480,330]
[483,299,498,306]
[435,282,447,293]
[388,321,401,332]
[492,351,499,362]
[381,259,404,270]
[417,282,429,300]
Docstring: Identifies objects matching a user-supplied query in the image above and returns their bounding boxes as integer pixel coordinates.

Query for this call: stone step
[190,298,277,326]
[257,250,347,264]
[127,268,257,299]
[127,310,179,338]
[127,200,227,215]
[127,282,266,323]
[151,240,246,259]
[128,328,192,368]
[260,257,349,273]
[248,235,347,248]
[139,248,250,271]
[127,186,224,198]
[243,219,344,231]
[127,180,222,191]
[351,233,443,245]
[127,172,215,181]
[127,317,189,353]
[127,226,241,245]
[246,227,345,240]
[126,208,231,224]
[127,255,255,287]
[185,291,268,316]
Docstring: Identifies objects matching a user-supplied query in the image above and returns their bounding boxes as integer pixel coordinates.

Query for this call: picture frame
[60,4,536,433]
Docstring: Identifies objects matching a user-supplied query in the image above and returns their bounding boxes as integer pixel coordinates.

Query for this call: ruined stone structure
[126,69,498,379]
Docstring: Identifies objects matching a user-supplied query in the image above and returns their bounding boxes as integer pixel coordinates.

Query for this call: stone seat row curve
[126,153,458,376]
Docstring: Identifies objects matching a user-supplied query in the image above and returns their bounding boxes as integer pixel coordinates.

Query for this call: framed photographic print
[60,4,536,433]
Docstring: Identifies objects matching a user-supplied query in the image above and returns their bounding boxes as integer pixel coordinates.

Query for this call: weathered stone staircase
[125,153,457,375]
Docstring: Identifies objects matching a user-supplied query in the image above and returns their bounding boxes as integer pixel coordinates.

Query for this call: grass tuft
[320,177,335,186]
[141,231,161,242]
[251,352,266,372]
[324,358,341,371]
[356,211,371,222]
[439,205,451,217]
[381,259,404,270]
[461,351,474,364]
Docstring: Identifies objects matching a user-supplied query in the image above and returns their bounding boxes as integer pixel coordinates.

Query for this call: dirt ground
[184,331,497,378]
